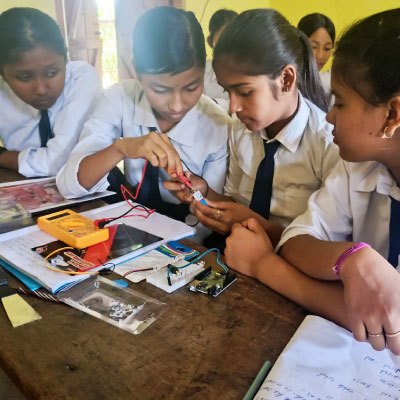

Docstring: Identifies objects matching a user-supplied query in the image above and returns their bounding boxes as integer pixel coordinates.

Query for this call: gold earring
[382,126,394,139]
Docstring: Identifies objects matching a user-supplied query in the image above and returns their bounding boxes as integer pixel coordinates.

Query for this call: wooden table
[0,167,307,400]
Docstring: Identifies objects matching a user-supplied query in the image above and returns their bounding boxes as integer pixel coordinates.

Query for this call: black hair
[208,9,238,42]
[0,7,67,67]
[133,6,206,75]
[333,8,400,106]
[213,9,328,112]
[298,13,336,43]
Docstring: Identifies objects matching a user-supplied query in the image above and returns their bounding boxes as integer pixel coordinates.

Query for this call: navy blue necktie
[249,140,280,219]
[136,128,159,207]
[136,127,189,221]
[38,110,53,147]
[388,196,400,267]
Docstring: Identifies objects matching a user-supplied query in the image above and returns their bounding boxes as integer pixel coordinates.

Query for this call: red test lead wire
[177,174,194,193]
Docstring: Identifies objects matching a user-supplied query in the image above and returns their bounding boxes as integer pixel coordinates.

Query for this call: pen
[243,360,272,400]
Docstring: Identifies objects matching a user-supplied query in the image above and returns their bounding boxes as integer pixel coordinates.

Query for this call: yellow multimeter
[37,209,109,248]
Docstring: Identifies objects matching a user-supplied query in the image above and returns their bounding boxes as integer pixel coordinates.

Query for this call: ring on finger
[368,331,384,338]
[215,210,222,220]
[385,330,400,338]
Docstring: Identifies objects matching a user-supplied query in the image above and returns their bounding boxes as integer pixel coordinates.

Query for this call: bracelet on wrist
[333,242,371,276]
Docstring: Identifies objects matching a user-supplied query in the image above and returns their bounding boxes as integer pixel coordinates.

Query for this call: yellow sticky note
[1,294,41,328]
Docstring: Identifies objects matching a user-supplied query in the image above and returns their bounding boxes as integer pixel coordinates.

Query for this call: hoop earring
[382,126,394,139]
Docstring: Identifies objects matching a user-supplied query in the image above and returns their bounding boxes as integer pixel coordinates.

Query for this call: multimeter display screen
[47,212,70,221]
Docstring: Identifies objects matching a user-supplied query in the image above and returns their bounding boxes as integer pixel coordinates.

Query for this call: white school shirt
[320,69,334,108]
[204,60,228,100]
[277,160,400,259]
[57,78,231,203]
[224,93,339,228]
[0,61,101,178]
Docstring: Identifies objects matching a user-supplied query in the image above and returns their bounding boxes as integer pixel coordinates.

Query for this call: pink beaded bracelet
[333,242,371,276]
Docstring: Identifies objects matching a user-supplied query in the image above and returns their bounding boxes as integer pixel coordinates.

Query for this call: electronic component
[177,175,208,205]
[192,190,208,206]
[146,260,205,293]
[188,267,237,297]
[37,209,109,248]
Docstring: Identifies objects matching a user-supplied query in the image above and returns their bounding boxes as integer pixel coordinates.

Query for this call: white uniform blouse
[203,60,228,101]
[277,160,400,259]
[224,93,339,228]
[320,69,334,108]
[0,61,101,177]
[56,79,231,204]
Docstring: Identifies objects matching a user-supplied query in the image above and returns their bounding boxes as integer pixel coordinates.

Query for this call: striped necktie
[249,140,280,219]
[38,110,53,147]
[388,196,400,267]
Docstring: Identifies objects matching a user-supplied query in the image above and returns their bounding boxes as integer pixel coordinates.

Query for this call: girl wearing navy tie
[170,9,339,247]
[225,9,400,355]
[0,7,100,177]
[57,7,230,240]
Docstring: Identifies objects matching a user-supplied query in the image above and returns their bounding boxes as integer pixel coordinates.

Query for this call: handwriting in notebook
[255,315,400,400]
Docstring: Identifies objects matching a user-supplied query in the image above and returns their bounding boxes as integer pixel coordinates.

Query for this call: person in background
[168,9,338,250]
[203,9,238,109]
[298,13,335,105]
[225,8,400,355]
[0,7,101,177]
[57,6,231,242]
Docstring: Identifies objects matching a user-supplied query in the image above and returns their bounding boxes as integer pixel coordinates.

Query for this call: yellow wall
[271,0,399,40]
[187,0,399,64]
[0,0,56,19]
[185,0,270,58]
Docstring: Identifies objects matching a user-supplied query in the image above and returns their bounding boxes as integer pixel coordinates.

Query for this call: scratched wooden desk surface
[0,167,306,400]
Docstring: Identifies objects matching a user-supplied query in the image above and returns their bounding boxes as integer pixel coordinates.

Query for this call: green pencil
[243,360,272,400]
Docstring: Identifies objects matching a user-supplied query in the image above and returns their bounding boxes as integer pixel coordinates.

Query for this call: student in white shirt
[298,13,335,105]
[0,7,100,177]
[224,9,400,355]
[57,7,230,237]
[175,9,338,248]
[204,9,237,105]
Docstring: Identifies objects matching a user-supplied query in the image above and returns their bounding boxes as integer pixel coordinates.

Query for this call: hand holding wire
[118,132,183,176]
[163,171,208,204]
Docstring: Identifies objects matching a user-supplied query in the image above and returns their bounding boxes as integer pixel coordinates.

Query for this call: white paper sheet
[0,202,195,293]
[256,315,400,400]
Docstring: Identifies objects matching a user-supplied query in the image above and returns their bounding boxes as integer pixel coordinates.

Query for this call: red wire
[122,267,154,278]
[95,161,155,227]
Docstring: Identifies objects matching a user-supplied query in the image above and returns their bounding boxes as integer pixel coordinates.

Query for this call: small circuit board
[187,267,236,297]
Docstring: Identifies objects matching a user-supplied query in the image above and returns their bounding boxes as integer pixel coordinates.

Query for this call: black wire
[181,159,195,175]
[199,0,210,23]
[98,262,116,276]
[98,204,153,228]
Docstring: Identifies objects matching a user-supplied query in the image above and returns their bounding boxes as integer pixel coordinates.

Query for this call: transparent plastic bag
[58,276,167,334]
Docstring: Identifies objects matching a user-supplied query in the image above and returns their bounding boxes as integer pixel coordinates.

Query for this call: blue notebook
[0,259,42,291]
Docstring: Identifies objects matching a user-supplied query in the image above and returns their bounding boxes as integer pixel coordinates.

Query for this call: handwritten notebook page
[256,315,400,400]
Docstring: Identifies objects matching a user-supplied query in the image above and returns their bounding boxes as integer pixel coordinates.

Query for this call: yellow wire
[43,246,99,275]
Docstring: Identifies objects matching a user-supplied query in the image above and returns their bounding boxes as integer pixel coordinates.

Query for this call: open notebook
[255,315,400,399]
[0,202,195,293]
